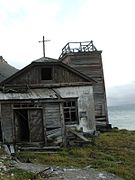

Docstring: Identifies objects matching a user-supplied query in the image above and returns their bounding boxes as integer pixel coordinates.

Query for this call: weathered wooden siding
[1,103,13,142]
[44,103,61,128]
[0,98,65,145]
[44,103,63,146]
[54,86,96,132]
[53,65,87,83]
[60,52,109,127]
[6,64,88,85]
[29,109,44,142]
[7,66,40,84]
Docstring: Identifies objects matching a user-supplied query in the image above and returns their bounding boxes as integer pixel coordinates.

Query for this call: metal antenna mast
[39,36,50,57]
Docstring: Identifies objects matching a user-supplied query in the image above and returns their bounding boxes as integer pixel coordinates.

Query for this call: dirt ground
[14,161,124,180]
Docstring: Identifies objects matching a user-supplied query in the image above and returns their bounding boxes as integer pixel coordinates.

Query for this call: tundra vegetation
[0,129,135,180]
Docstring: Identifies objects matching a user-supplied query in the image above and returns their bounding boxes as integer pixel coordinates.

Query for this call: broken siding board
[46,127,63,146]
[46,128,62,138]
[67,128,89,142]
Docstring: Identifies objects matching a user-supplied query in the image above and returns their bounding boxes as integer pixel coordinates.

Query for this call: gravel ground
[14,161,124,180]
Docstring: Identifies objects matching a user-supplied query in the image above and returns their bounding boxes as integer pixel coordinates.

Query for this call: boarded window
[64,100,78,124]
[41,68,52,80]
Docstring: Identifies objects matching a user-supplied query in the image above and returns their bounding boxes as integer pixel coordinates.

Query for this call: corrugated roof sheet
[0,88,58,100]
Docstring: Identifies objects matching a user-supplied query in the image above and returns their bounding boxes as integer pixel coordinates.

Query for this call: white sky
[0,0,135,88]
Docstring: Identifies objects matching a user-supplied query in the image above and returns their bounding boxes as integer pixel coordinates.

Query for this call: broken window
[64,100,78,124]
[41,67,52,80]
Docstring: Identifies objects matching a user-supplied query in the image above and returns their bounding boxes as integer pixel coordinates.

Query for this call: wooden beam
[42,105,47,146]
[67,128,89,142]
[60,102,66,147]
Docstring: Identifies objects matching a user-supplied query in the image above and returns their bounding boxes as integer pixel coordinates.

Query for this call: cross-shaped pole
[39,36,50,57]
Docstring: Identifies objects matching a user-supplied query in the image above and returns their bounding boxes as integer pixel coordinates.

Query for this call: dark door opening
[14,109,30,142]
[0,122,2,141]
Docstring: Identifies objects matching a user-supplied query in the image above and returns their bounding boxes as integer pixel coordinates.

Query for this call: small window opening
[41,68,52,80]
[64,100,78,124]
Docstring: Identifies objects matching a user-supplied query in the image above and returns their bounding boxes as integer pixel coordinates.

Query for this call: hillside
[0,56,18,82]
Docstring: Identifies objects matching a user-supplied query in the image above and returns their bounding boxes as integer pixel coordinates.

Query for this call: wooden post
[11,104,15,144]
[0,103,4,143]
[43,36,45,57]
[42,105,47,146]
[60,102,66,147]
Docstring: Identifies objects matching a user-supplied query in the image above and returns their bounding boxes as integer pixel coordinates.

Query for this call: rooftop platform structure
[59,41,110,131]
[59,41,97,59]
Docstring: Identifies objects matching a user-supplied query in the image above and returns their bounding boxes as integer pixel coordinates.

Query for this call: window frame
[41,67,53,81]
[63,98,78,125]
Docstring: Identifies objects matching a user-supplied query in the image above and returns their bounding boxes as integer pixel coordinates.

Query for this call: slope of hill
[0,56,18,82]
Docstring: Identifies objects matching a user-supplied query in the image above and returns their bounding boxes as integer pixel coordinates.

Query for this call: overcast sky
[0,0,135,88]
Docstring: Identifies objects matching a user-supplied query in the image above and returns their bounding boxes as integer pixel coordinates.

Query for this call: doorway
[14,109,30,142]
[0,122,2,141]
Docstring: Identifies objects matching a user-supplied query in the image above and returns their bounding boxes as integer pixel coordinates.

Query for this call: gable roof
[0,57,96,85]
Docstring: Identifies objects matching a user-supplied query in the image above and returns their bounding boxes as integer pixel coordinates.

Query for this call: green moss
[8,169,36,180]
[16,129,135,180]
[0,169,37,180]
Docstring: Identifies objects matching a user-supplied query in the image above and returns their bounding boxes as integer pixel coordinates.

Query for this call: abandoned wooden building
[0,57,97,147]
[59,41,110,130]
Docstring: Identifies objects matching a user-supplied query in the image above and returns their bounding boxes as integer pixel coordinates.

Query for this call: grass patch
[16,129,135,180]
[7,169,36,180]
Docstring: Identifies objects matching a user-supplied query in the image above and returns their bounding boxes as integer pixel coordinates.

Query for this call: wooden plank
[1,103,13,143]
[45,103,61,128]
[18,146,61,151]
[42,105,47,145]
[60,102,66,146]
[13,107,43,110]
[47,130,61,139]
[67,128,89,142]
[29,109,44,142]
